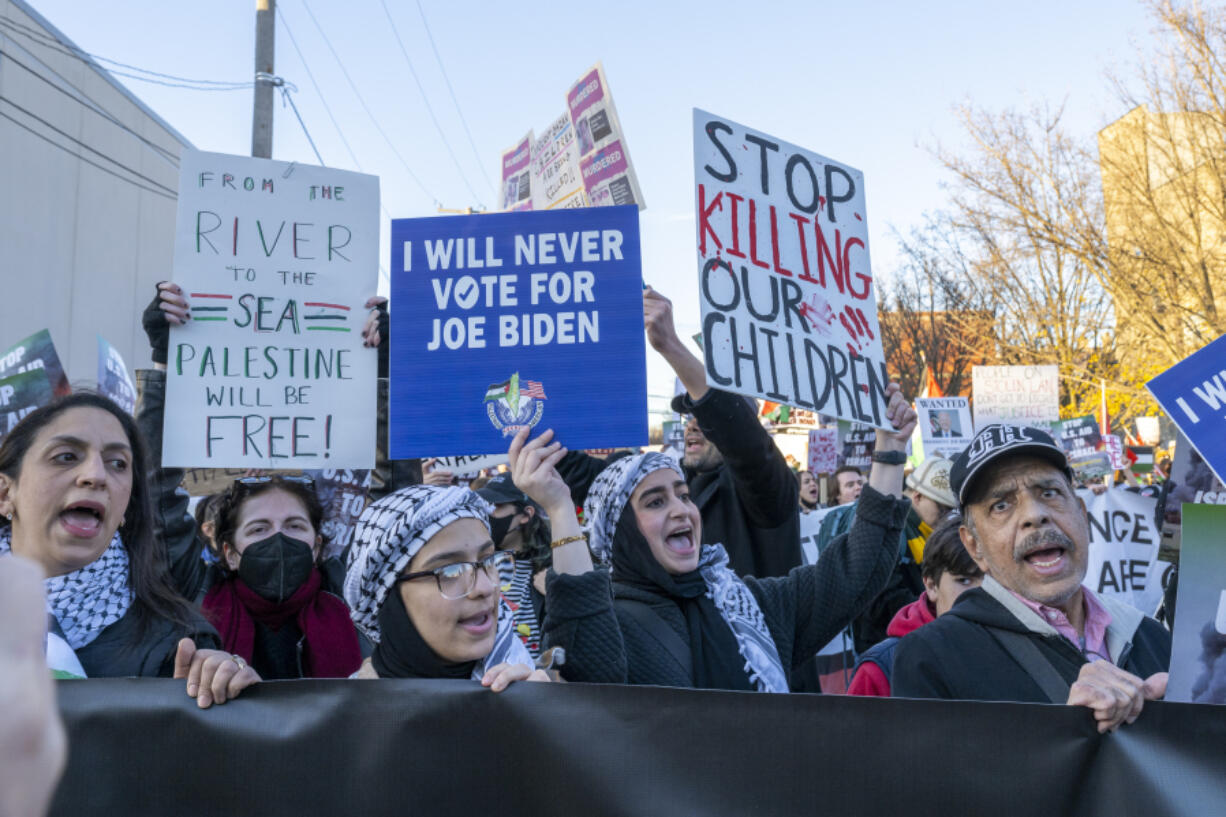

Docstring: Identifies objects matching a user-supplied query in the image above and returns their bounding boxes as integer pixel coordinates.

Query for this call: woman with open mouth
[0,393,218,679]
[513,381,917,692]
[343,484,550,690]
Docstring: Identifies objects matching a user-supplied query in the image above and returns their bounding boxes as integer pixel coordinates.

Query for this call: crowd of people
[0,279,1182,808]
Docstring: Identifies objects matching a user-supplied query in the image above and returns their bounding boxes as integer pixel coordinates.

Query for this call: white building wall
[0,0,191,385]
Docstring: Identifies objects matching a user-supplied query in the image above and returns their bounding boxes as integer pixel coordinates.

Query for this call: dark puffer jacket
[543,485,910,688]
[557,388,801,578]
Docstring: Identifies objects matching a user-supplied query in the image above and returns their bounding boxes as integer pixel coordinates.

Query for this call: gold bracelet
[551,533,586,550]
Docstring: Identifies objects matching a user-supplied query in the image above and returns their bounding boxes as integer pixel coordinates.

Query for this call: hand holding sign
[876,383,917,449]
[174,638,261,709]
[507,427,570,516]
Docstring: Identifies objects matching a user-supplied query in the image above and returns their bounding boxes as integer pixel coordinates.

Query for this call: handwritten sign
[499,132,534,212]
[807,428,838,474]
[0,369,53,440]
[693,110,889,429]
[0,329,69,397]
[1147,333,1226,486]
[971,365,1059,430]
[429,454,509,479]
[1103,435,1128,470]
[388,206,646,458]
[96,336,136,414]
[531,113,588,210]
[304,468,370,559]
[567,63,644,209]
[163,150,379,468]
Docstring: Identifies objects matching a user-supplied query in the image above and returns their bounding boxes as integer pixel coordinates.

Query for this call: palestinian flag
[1126,446,1155,473]
[485,374,521,416]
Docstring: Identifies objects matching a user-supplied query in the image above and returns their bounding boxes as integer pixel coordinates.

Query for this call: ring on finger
[230,654,247,671]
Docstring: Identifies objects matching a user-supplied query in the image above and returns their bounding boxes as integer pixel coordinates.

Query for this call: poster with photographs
[531,113,588,210]
[1167,504,1226,704]
[565,62,645,209]
[499,132,534,212]
[915,397,972,459]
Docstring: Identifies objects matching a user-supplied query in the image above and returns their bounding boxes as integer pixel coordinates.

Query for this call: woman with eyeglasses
[343,484,550,690]
[191,475,364,688]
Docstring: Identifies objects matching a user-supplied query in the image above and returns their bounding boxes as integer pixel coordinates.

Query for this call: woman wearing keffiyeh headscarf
[513,383,918,692]
[343,484,548,690]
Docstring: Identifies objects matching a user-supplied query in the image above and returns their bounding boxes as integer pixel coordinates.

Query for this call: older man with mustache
[891,424,1171,732]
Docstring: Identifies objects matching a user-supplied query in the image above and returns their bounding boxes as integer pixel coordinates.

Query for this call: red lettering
[769,205,792,277]
[726,194,746,258]
[789,213,816,282]
[748,199,770,269]
[843,237,871,300]
[698,185,724,257]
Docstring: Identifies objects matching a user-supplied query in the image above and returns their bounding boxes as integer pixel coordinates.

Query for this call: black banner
[53,680,1226,816]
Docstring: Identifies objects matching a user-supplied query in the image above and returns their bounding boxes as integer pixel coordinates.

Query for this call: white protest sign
[532,113,588,210]
[164,150,379,468]
[566,62,644,209]
[916,397,972,459]
[1078,488,1172,614]
[798,505,841,566]
[807,428,838,474]
[430,453,510,479]
[693,110,889,429]
[1103,435,1128,470]
[972,365,1059,430]
[499,132,534,212]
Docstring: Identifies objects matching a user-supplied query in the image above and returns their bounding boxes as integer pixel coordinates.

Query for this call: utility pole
[251,0,275,158]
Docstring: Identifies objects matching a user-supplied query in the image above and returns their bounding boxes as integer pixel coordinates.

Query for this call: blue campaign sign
[1146,332,1226,486]
[388,205,646,458]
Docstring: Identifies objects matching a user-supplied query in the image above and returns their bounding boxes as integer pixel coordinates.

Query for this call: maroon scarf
[202,568,361,678]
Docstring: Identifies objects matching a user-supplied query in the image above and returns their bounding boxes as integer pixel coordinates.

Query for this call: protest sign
[163,150,380,469]
[499,132,534,212]
[96,336,136,414]
[388,206,646,458]
[0,368,53,440]
[838,421,875,469]
[916,397,972,459]
[1057,414,1112,480]
[971,365,1059,430]
[428,454,509,479]
[661,419,685,460]
[304,468,370,559]
[1146,332,1226,486]
[1135,416,1161,446]
[1103,435,1128,470]
[693,110,890,429]
[1166,503,1226,703]
[531,113,588,211]
[807,428,838,474]
[0,329,70,397]
[1077,488,1171,615]
[566,62,644,209]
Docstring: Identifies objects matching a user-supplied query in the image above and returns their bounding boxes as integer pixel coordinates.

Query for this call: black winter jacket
[543,484,911,688]
[557,388,801,578]
[69,371,220,678]
[892,575,1171,702]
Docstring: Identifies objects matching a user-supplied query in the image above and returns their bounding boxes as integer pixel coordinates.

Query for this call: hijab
[584,453,790,693]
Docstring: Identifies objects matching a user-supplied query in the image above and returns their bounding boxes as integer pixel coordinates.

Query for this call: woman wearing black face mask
[200,476,363,680]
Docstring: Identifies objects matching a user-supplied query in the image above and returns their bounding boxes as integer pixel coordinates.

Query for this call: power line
[275,81,325,166]
[0,17,252,89]
[0,108,175,199]
[298,0,439,205]
[0,45,179,165]
[276,4,394,286]
[414,0,494,195]
[376,0,482,205]
[0,94,177,195]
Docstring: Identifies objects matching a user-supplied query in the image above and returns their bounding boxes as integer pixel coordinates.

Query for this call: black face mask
[237,532,315,604]
[488,513,515,549]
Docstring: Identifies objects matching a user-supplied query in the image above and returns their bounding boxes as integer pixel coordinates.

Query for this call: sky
[26,0,1160,415]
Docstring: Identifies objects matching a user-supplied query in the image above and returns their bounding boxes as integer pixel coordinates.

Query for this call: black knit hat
[950,424,1072,507]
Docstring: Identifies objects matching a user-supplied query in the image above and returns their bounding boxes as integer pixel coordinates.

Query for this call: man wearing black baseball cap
[892,424,1171,732]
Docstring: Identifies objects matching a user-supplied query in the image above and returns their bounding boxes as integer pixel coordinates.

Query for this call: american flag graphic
[521,380,547,400]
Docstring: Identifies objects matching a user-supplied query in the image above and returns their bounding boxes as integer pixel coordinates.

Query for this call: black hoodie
[892,576,1171,702]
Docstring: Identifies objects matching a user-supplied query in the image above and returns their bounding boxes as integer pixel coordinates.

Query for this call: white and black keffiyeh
[0,528,133,650]
[584,453,789,693]
[344,485,532,676]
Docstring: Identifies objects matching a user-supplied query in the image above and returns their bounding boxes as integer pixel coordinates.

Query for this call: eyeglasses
[395,550,513,600]
[234,475,315,488]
